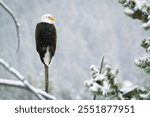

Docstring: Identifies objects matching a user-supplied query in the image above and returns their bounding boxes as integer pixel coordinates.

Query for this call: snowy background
[0,0,149,99]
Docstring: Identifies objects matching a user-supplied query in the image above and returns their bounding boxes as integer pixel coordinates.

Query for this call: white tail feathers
[43,47,51,66]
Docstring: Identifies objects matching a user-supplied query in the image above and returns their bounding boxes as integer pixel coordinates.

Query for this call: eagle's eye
[48,16,55,21]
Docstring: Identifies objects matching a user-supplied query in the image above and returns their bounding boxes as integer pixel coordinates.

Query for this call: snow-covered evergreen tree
[85,0,150,100]
[119,0,150,73]
[84,57,150,99]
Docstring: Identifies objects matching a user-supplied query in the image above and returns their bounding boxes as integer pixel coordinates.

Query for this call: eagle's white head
[41,14,55,24]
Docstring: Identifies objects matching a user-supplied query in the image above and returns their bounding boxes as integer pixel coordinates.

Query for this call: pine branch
[0,0,21,52]
[0,58,56,100]
[119,0,150,30]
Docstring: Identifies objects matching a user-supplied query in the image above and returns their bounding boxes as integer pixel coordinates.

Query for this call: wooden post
[44,65,49,93]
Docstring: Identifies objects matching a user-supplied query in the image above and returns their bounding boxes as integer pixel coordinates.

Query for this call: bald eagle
[35,14,57,66]
[35,14,57,93]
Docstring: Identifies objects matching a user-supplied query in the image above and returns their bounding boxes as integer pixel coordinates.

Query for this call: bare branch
[0,58,56,100]
[0,0,21,52]
[99,55,105,74]
[0,78,56,100]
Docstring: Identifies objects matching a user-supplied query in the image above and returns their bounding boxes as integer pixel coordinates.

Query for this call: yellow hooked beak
[49,16,55,21]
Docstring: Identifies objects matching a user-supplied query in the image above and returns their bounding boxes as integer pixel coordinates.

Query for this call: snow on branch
[135,56,150,73]
[119,0,150,29]
[84,58,120,99]
[84,57,150,100]
[0,58,56,100]
[133,37,150,73]
[119,0,150,74]
[0,78,56,100]
[120,85,150,99]
[0,78,25,88]
[134,38,150,73]
[0,0,21,51]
